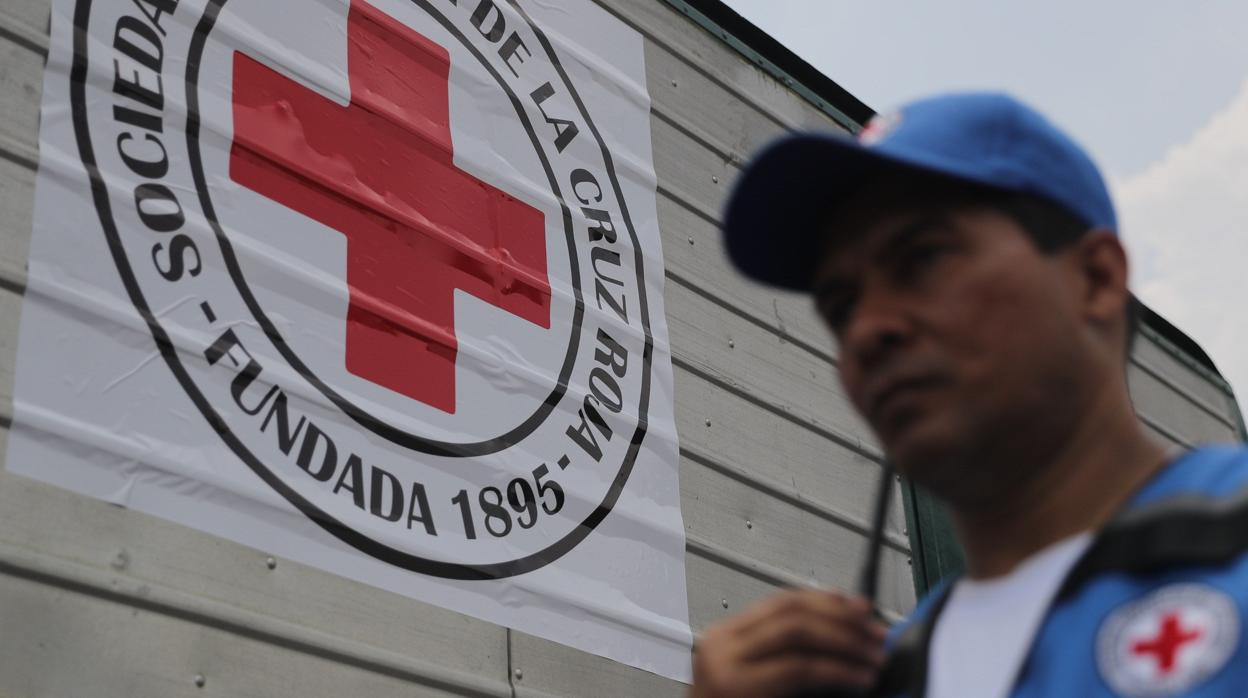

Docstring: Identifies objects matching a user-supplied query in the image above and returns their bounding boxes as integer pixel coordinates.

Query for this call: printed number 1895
[451,464,565,539]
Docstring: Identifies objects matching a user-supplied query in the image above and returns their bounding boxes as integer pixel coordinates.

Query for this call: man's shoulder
[1054,445,1248,596]
[877,447,1248,696]
[888,447,1248,629]
[1029,447,1248,696]
[1130,445,1248,505]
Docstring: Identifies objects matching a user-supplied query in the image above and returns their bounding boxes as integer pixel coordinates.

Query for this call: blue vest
[875,446,1248,697]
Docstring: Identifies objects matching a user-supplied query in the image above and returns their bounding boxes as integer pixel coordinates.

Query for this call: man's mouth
[866,375,945,424]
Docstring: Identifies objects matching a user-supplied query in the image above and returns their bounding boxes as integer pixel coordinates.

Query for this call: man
[691,93,1248,697]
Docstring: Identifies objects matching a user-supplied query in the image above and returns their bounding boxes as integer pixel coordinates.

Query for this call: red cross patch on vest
[1096,583,1240,696]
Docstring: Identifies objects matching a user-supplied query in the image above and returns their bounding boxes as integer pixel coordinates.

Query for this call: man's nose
[842,290,913,372]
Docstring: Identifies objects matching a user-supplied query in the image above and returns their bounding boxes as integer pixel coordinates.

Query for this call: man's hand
[689,589,889,697]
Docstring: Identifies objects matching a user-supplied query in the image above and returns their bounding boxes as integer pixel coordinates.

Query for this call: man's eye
[899,243,951,276]
[822,299,854,331]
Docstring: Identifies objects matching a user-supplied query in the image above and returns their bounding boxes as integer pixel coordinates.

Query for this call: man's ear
[1073,229,1130,334]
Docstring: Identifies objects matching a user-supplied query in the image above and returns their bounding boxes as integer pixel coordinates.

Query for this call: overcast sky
[722,0,1248,427]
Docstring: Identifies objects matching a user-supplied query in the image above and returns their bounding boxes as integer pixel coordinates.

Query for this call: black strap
[1056,485,1248,602]
[870,584,955,698]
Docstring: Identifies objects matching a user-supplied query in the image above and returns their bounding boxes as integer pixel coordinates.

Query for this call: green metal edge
[899,480,928,595]
[656,0,862,134]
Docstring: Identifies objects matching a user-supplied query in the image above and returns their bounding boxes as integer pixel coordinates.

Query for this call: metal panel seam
[685,532,907,619]
[654,0,860,133]
[656,181,721,227]
[0,5,48,57]
[1133,356,1241,433]
[681,447,909,552]
[650,104,748,170]
[685,532,815,590]
[587,0,804,136]
[687,534,911,623]
[671,354,880,461]
[1136,411,1196,450]
[1138,324,1238,399]
[664,269,836,365]
[0,257,24,296]
[1139,325,1246,441]
[0,544,513,697]
[0,132,39,172]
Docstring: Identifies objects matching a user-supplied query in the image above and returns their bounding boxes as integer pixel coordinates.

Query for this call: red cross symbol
[230,0,550,413]
[1131,612,1203,675]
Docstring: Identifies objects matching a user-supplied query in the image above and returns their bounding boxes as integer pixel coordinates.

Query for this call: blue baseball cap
[721,92,1117,290]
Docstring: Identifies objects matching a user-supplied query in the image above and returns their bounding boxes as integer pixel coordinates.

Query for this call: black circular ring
[73,0,656,578]
[201,0,585,457]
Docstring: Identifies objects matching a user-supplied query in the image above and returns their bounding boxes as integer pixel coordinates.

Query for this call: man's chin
[879,416,964,485]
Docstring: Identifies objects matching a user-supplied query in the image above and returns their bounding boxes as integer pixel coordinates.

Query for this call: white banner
[9,0,691,680]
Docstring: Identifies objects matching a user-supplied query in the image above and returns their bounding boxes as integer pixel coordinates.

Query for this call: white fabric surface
[927,532,1094,698]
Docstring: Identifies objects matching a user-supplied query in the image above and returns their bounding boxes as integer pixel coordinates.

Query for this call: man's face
[814,190,1091,502]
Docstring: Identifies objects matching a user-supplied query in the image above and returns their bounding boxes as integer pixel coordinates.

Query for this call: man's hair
[991,192,1142,356]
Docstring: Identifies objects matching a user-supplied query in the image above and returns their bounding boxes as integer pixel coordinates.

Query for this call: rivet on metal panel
[728,339,735,349]
[902,528,908,535]
[265,556,277,570]
[110,550,129,571]
[712,175,719,184]
[907,558,913,566]
[513,668,523,680]
[193,674,206,688]
[705,419,712,427]
[671,79,678,87]
[783,76,793,86]
[688,237,695,245]
[745,519,752,529]
[721,598,729,608]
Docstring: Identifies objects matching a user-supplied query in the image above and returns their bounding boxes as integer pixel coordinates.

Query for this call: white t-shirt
[927,532,1094,698]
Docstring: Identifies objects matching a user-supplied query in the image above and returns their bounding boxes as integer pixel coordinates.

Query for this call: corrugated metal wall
[0,0,1241,695]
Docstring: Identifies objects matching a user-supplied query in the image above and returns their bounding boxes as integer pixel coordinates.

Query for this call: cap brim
[721,132,930,291]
